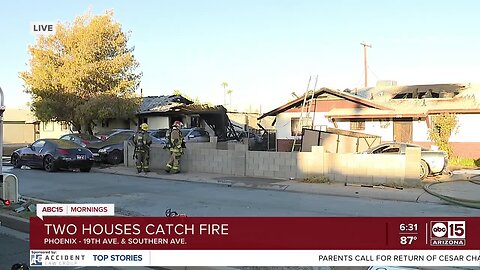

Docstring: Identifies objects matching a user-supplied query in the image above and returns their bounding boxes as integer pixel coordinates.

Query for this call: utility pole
[360,42,372,88]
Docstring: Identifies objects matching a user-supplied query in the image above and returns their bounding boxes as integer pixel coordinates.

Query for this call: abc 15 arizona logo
[430,221,466,246]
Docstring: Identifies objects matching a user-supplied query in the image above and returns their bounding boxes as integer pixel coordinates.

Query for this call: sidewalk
[91,166,480,206]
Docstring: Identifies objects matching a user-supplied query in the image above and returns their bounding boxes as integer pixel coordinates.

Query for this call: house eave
[258,87,391,120]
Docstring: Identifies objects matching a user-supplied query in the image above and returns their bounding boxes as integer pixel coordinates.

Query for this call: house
[258,84,480,158]
[3,108,71,144]
[258,88,390,152]
[137,95,239,141]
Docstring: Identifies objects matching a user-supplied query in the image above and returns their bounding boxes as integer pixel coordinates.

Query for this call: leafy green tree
[221,82,228,106]
[428,113,458,157]
[20,10,141,134]
[226,89,233,107]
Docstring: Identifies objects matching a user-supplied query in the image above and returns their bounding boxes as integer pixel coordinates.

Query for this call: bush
[428,113,458,157]
[302,176,330,183]
[449,157,476,168]
[475,159,480,167]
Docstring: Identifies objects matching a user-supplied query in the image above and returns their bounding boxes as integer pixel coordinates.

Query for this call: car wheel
[43,155,58,172]
[108,150,123,165]
[11,154,21,168]
[80,167,91,172]
[420,160,430,180]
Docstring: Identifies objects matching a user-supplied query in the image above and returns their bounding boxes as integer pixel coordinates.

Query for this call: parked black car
[88,131,164,165]
[59,133,102,147]
[10,139,94,172]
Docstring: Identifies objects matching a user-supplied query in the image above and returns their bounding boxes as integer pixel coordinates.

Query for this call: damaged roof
[139,95,194,114]
[258,87,391,119]
[327,88,480,119]
[356,83,471,101]
[138,95,227,115]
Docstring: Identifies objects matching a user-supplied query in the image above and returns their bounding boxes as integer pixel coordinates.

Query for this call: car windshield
[405,143,429,151]
[53,139,82,149]
[106,132,134,143]
[96,129,129,137]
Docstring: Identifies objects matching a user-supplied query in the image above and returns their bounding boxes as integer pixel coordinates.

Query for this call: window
[350,120,365,130]
[32,140,46,148]
[291,117,312,136]
[383,147,400,153]
[291,118,300,136]
[191,130,202,137]
[43,122,54,131]
[191,116,200,127]
[61,122,69,131]
[372,145,390,154]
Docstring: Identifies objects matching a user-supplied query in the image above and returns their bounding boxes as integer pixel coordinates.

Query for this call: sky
[1,0,480,113]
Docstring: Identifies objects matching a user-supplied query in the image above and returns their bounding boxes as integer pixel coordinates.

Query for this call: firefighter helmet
[140,123,149,131]
[173,121,183,128]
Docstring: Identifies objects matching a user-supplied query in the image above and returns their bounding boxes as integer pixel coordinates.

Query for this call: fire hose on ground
[423,178,480,209]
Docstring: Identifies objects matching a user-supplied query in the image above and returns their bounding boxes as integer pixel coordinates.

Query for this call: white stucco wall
[39,122,70,139]
[276,112,335,139]
[276,113,480,143]
[413,114,480,143]
[336,120,393,141]
[450,114,479,142]
[412,120,429,142]
[276,112,393,141]
[147,116,170,129]
[365,120,393,141]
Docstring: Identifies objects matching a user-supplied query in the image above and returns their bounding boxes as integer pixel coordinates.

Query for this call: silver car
[361,142,448,180]
[181,128,210,142]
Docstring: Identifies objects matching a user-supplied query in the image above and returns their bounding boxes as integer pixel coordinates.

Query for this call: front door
[393,119,413,143]
[34,123,41,140]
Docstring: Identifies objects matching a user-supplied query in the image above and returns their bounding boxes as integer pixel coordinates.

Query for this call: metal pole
[0,86,5,180]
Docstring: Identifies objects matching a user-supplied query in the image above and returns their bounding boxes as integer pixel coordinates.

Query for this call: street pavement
[1,164,480,269]
[1,164,479,219]
[91,166,480,207]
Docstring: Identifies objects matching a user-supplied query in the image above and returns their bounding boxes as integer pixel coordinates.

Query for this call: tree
[221,82,228,106]
[428,113,458,157]
[19,10,142,134]
[226,89,233,107]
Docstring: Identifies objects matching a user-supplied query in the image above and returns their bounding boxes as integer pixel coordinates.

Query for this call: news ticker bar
[29,250,480,267]
[30,217,477,250]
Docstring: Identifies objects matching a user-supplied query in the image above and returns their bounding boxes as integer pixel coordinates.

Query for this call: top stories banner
[28,205,480,266]
[30,216,476,250]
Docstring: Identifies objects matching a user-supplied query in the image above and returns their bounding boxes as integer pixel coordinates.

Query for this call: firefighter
[133,123,152,173]
[165,121,184,173]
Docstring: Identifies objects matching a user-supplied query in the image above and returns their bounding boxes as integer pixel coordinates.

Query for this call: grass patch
[449,157,478,168]
[302,175,330,184]
[0,198,41,220]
